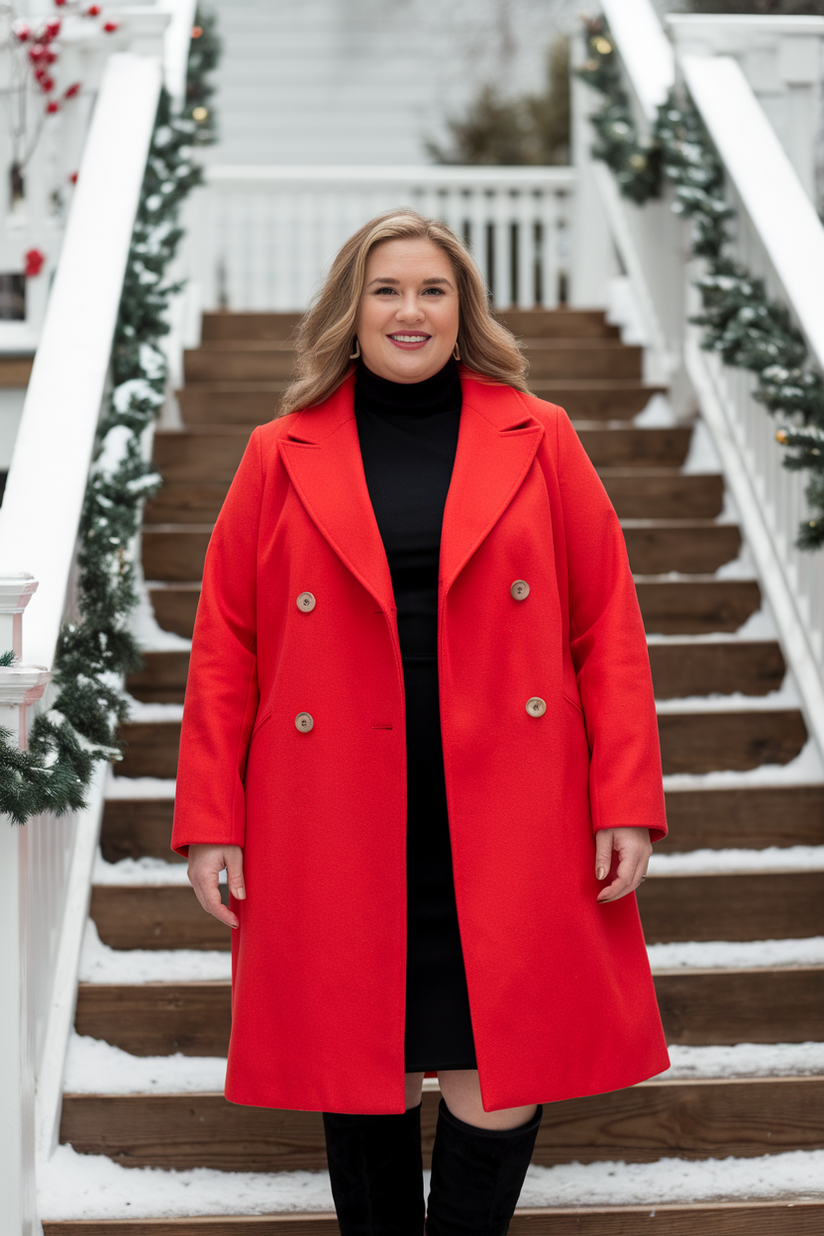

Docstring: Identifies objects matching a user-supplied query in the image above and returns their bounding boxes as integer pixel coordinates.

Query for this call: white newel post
[0,577,50,1236]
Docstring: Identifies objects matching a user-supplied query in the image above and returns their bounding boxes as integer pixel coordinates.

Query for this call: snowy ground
[37,1144,824,1219]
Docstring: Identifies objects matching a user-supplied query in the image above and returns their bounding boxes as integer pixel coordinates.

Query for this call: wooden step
[145,576,759,643]
[90,871,824,952]
[142,526,211,583]
[127,650,190,703]
[529,379,665,420]
[635,577,759,634]
[100,798,179,864]
[600,471,724,520]
[525,339,643,380]
[625,524,742,575]
[657,707,806,774]
[182,340,644,385]
[638,871,824,943]
[496,308,621,338]
[126,639,786,708]
[98,781,824,864]
[90,884,230,951]
[142,523,744,585]
[40,1201,824,1236]
[59,1076,824,1171]
[197,308,623,343]
[649,640,785,698]
[148,584,201,639]
[184,344,297,383]
[118,702,804,781]
[178,382,286,426]
[660,784,824,851]
[174,378,666,427]
[152,428,251,481]
[575,424,691,468]
[118,722,181,779]
[74,966,824,1057]
[151,425,695,489]
[144,483,236,525]
[202,311,303,341]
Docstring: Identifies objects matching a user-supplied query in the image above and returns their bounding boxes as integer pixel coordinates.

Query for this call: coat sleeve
[554,406,667,843]
[171,427,264,855]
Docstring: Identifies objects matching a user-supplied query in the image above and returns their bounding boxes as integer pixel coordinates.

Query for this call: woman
[172,209,669,1235]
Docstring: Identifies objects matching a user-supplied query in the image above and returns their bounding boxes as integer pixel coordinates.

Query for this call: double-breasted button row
[510,580,530,601]
[296,591,316,612]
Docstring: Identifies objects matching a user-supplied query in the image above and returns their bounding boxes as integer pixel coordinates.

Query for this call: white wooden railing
[181,164,577,315]
[0,3,196,1228]
[591,0,824,754]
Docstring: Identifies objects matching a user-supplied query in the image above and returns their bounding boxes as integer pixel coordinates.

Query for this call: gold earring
[349,338,361,360]
[453,342,461,361]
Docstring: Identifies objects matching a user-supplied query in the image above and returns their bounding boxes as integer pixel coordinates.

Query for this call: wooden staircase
[48,310,824,1234]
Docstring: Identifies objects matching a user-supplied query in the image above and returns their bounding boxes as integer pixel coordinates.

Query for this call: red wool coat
[172,370,670,1115]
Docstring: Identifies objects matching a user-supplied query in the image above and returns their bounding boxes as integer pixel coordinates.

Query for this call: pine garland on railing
[578,16,824,550]
[0,9,219,825]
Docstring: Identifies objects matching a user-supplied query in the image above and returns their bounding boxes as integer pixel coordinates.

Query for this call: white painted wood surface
[591,4,824,758]
[183,164,577,314]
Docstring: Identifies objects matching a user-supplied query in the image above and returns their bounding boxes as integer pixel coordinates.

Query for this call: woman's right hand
[187,844,245,929]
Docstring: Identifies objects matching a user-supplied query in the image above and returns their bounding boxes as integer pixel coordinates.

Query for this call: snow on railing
[587,0,824,757]
[180,164,577,318]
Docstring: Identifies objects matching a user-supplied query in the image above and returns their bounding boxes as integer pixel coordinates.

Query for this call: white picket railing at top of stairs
[588,0,824,767]
[0,1,198,1227]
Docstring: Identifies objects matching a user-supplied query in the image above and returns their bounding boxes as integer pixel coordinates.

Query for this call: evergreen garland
[0,9,219,825]
[578,16,824,550]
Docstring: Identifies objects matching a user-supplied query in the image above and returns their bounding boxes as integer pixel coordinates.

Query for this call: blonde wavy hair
[278,209,529,416]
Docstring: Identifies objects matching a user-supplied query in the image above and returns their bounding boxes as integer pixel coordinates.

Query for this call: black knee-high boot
[322,1105,425,1236]
[425,1099,542,1236]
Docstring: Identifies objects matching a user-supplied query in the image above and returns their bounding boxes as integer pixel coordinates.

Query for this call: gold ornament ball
[629,154,647,170]
[193,106,209,122]
[775,429,788,443]
[593,37,612,54]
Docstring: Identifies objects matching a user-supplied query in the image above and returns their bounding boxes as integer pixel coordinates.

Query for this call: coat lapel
[278,373,396,612]
[440,376,544,592]
[279,371,544,608]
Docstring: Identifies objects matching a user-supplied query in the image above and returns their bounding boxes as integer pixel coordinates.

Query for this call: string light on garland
[0,8,219,825]
[578,15,824,552]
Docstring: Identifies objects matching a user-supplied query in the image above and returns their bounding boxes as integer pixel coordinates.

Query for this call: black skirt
[403,656,477,1072]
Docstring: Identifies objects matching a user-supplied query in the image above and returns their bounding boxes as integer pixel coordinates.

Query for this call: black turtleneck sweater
[354,358,462,660]
[354,357,476,1073]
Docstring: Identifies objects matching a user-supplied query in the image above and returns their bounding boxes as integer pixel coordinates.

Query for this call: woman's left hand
[595,827,652,903]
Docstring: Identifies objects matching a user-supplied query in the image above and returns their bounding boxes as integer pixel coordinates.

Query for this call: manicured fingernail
[597,867,606,881]
[236,887,246,899]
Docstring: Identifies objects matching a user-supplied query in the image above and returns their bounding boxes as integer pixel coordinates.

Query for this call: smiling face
[354,237,460,384]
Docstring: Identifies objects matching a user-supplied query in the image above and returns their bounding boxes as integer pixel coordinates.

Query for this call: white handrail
[0,53,162,669]
[681,53,824,372]
[205,164,577,187]
[601,0,675,121]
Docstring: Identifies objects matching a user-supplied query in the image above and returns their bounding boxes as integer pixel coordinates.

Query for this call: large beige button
[510,580,530,601]
[295,712,314,732]
[526,697,546,717]
[296,592,316,612]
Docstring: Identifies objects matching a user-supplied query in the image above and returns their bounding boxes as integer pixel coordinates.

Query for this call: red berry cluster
[11,5,118,115]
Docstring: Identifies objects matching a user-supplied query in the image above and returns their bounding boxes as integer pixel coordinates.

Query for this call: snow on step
[78,920,231,983]
[90,846,824,887]
[649,845,824,876]
[647,936,824,970]
[37,1142,824,1219]
[105,773,176,800]
[663,738,824,788]
[62,1032,824,1094]
[655,679,801,714]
